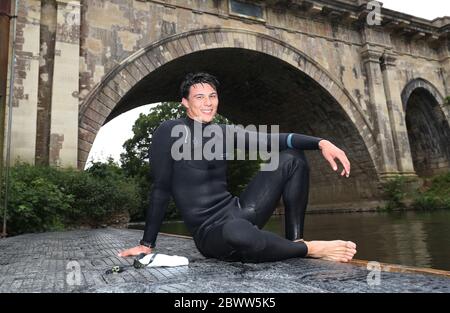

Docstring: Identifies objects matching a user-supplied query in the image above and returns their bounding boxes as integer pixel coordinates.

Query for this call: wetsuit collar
[184,115,212,129]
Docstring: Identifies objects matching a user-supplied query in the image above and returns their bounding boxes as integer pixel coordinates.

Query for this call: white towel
[137,253,189,267]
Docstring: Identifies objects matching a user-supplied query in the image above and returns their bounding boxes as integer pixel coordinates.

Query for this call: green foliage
[381,172,450,211]
[444,96,450,106]
[6,167,72,233]
[413,172,450,210]
[0,161,141,235]
[72,158,141,222]
[413,195,442,210]
[120,102,185,178]
[380,175,409,211]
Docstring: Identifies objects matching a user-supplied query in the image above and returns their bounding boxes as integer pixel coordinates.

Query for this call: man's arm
[118,121,174,257]
[141,121,174,248]
[224,124,323,151]
[222,124,350,177]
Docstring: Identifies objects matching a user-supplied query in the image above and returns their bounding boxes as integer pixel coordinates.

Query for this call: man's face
[181,83,218,123]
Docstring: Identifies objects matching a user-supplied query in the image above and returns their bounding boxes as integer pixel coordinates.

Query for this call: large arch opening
[404,82,450,177]
[80,29,380,208]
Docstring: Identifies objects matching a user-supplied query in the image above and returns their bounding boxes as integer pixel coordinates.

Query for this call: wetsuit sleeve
[141,121,174,248]
[286,133,324,150]
[224,124,323,151]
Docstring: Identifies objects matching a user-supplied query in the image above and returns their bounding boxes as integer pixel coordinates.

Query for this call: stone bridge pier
[3,0,450,210]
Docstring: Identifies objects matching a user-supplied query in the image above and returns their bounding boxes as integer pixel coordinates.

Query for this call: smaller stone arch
[401,78,445,111]
[402,78,450,176]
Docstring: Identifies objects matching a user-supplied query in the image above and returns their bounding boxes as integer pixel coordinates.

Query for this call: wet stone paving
[0,228,449,293]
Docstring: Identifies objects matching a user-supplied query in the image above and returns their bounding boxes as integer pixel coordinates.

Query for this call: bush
[81,159,141,222]
[6,174,72,233]
[380,172,450,211]
[0,161,141,235]
[413,172,450,210]
[380,175,409,211]
[413,195,443,210]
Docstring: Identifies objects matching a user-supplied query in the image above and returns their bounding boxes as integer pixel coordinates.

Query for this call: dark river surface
[131,210,450,271]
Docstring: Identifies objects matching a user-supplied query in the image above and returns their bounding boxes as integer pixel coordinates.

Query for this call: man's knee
[279,149,309,171]
[222,219,264,249]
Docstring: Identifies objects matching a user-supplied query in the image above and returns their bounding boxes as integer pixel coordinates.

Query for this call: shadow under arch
[79,28,382,207]
[401,78,445,110]
[402,78,450,176]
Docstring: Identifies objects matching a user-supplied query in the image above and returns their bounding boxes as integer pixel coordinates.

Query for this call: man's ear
[181,98,189,109]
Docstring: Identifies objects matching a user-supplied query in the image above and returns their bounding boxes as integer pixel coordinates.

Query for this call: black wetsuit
[142,115,323,263]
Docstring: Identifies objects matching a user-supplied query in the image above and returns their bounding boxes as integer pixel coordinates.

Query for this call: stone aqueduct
[2,0,450,209]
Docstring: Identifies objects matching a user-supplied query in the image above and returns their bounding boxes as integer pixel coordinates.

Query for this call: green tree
[120,103,185,178]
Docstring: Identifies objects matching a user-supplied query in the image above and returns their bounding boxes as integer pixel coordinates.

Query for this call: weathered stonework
[5,0,41,165]
[35,0,56,166]
[49,0,80,168]
[5,0,450,209]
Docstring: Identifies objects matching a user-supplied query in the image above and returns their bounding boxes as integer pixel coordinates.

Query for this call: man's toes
[346,241,357,249]
[347,248,357,255]
[345,253,355,260]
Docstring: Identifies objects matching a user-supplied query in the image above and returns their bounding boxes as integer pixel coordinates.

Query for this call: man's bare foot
[301,240,357,263]
[118,245,152,257]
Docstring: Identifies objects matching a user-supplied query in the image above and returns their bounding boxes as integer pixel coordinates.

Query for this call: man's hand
[118,245,152,257]
[318,140,351,178]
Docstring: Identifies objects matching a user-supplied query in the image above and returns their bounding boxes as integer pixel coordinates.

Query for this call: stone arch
[401,78,445,111]
[402,78,450,176]
[79,28,377,172]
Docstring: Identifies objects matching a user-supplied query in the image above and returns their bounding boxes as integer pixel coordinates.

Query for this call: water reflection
[390,219,431,269]
[131,210,450,271]
[299,210,450,271]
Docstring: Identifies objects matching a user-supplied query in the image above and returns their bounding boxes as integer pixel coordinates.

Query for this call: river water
[132,210,450,271]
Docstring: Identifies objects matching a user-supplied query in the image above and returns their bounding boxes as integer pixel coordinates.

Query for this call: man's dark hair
[180,72,220,99]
